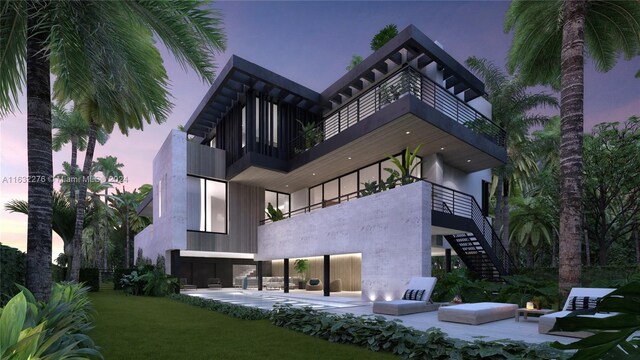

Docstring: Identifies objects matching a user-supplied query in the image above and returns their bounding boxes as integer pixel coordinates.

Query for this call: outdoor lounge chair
[180,278,196,290]
[438,302,518,325]
[372,277,438,316]
[305,278,323,291]
[207,278,222,289]
[538,287,616,338]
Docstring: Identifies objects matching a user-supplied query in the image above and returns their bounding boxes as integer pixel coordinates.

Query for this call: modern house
[135,25,515,301]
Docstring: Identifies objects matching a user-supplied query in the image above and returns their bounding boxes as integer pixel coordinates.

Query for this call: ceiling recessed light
[466,159,471,163]
[312,173,316,176]
[285,185,289,188]
[405,131,411,135]
[440,147,445,150]
[347,157,352,160]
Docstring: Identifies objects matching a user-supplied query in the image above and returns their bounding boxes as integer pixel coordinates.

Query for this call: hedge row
[0,244,25,305]
[168,293,270,320]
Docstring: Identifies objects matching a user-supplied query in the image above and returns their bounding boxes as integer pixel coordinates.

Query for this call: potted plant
[293,259,309,289]
[265,202,284,221]
[296,120,324,150]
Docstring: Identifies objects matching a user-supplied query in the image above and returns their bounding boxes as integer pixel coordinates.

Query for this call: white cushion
[562,288,615,311]
[405,277,437,301]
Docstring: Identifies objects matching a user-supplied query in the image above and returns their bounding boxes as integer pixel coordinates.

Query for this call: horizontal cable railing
[288,65,505,159]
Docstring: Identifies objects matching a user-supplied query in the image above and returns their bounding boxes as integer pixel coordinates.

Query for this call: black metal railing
[431,182,516,274]
[288,65,505,158]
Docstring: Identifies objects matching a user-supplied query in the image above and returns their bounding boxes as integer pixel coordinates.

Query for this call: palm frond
[0,1,27,116]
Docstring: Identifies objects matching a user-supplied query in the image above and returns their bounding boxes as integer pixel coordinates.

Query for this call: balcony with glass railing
[289,65,505,159]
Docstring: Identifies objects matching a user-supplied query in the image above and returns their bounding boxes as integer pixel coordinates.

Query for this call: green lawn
[89,290,397,360]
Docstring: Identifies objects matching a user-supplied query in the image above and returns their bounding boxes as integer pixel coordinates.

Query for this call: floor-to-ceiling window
[187,175,227,233]
[264,190,290,219]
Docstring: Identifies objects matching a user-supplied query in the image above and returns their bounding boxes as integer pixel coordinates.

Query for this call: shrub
[113,268,134,290]
[0,283,102,359]
[120,259,178,296]
[52,264,67,282]
[168,294,270,320]
[0,244,25,305]
[80,268,100,292]
[270,305,566,359]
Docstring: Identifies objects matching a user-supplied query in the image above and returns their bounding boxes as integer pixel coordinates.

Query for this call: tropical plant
[465,57,557,251]
[505,0,640,296]
[265,202,284,222]
[0,283,102,359]
[293,259,309,283]
[296,119,324,150]
[384,145,423,184]
[370,24,398,51]
[94,156,124,269]
[0,1,226,298]
[583,117,640,266]
[509,195,557,268]
[111,188,145,268]
[120,259,177,297]
[52,104,108,206]
[346,55,363,71]
[551,281,640,359]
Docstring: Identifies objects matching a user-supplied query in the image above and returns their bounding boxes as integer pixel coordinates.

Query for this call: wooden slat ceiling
[230,114,503,193]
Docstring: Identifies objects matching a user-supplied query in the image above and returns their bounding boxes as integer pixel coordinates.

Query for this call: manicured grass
[89,290,397,360]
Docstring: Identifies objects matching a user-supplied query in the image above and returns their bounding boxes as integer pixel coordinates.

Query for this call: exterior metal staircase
[429,181,516,281]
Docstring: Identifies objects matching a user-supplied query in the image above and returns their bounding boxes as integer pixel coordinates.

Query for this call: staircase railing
[430,181,516,275]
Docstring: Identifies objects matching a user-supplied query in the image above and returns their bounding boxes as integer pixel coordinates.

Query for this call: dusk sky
[1,1,638,258]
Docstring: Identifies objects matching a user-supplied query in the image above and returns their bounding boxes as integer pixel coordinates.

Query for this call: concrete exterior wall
[256,181,432,301]
[442,165,491,205]
[134,130,187,271]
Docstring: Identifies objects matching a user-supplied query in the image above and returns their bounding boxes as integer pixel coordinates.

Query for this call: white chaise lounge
[372,277,438,316]
[539,287,616,338]
[438,302,518,325]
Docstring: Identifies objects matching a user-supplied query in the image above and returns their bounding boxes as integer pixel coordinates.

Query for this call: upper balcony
[289,64,505,160]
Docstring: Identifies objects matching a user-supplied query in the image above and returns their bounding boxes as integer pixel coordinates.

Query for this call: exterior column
[445,249,452,273]
[283,258,289,293]
[323,255,330,297]
[257,261,263,291]
[170,250,181,294]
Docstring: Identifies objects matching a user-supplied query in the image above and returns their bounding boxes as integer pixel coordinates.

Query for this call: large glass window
[264,190,290,219]
[241,106,246,150]
[359,164,379,190]
[309,185,322,210]
[340,173,357,201]
[323,179,339,206]
[380,159,395,181]
[187,176,227,233]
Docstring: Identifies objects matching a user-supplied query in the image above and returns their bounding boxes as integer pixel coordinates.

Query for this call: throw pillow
[309,279,320,286]
[402,289,426,301]
[568,296,601,311]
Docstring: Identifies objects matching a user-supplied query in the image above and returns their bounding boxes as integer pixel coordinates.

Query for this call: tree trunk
[552,229,558,268]
[103,188,109,270]
[125,209,130,268]
[25,1,53,301]
[495,174,503,239]
[502,179,510,249]
[70,122,98,281]
[70,136,78,206]
[597,240,608,266]
[93,219,100,268]
[583,216,591,266]
[558,0,586,297]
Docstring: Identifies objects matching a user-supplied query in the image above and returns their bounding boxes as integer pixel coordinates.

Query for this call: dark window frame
[186,174,229,235]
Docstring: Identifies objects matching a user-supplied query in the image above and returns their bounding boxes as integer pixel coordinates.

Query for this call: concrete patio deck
[183,288,574,345]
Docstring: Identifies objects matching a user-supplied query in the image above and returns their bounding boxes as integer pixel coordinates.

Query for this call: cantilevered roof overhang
[185,56,323,138]
[321,25,486,107]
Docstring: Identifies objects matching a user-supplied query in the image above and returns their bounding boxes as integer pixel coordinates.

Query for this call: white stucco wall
[134,130,187,272]
[257,181,432,301]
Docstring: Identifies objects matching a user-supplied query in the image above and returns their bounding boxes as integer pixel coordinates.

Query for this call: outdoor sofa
[538,287,616,338]
[438,302,518,325]
[372,277,438,316]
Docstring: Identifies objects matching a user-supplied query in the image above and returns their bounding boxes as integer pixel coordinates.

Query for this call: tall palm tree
[509,194,557,267]
[111,187,143,268]
[94,156,124,269]
[1,1,225,299]
[505,0,640,295]
[465,57,557,250]
[52,104,108,206]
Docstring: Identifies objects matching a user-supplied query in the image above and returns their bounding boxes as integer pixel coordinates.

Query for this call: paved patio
[184,288,575,345]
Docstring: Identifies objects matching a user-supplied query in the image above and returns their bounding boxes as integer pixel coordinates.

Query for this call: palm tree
[111,187,144,268]
[505,0,640,296]
[94,156,124,269]
[509,195,557,267]
[1,1,226,298]
[465,57,558,250]
[52,104,108,206]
